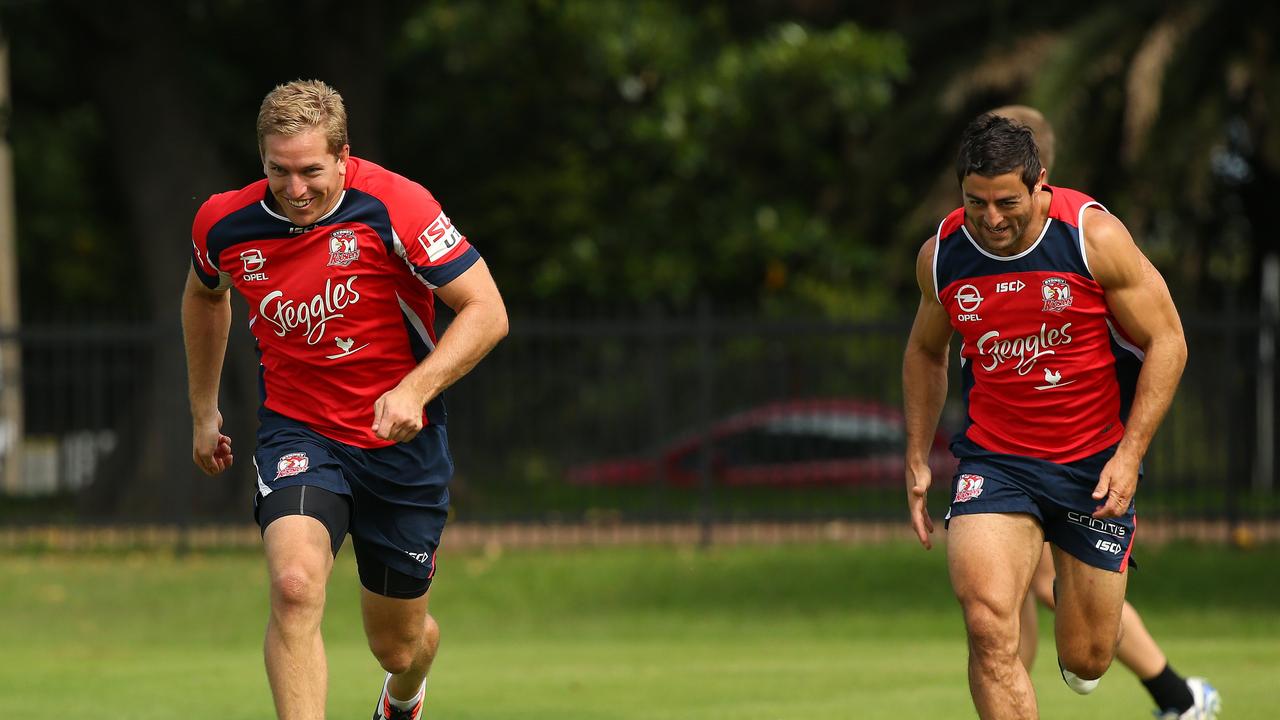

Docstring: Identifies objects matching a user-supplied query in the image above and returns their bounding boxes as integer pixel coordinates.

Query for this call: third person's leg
[1115,601,1167,678]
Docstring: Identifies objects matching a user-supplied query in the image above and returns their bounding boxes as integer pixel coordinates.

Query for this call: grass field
[0,539,1276,719]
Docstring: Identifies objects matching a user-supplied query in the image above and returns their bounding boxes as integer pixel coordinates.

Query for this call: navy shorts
[944,437,1138,572]
[252,408,452,590]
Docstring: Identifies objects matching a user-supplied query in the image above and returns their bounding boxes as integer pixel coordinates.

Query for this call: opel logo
[956,284,984,313]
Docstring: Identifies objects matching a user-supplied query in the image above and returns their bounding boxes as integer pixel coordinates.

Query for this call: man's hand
[372,382,429,443]
[192,411,233,475]
[1092,452,1139,518]
[906,464,936,549]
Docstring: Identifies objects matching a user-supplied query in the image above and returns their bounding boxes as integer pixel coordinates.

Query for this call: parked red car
[567,397,956,487]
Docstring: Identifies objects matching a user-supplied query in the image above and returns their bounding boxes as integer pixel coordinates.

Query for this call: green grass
[0,540,1276,718]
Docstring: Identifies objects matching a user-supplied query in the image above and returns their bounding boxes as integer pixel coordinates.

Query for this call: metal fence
[1,308,1276,531]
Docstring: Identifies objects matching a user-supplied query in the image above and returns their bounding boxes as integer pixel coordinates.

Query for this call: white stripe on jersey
[931,217,945,305]
[396,292,437,352]
[1105,318,1146,361]
[961,219,1053,262]
[257,190,348,224]
[1075,200,1107,278]
[392,228,440,290]
[253,456,272,497]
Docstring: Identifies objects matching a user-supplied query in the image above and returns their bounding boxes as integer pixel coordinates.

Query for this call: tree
[383,1,909,315]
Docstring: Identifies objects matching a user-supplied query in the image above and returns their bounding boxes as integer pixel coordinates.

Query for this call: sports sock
[386,676,426,711]
[1141,663,1194,713]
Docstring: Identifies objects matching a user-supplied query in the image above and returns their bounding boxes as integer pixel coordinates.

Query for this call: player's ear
[1034,166,1047,192]
[336,144,350,174]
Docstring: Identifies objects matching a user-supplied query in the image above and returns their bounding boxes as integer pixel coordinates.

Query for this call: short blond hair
[256,79,348,157]
[990,105,1055,174]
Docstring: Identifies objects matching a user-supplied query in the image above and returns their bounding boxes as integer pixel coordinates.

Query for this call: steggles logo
[259,277,361,345]
[975,322,1073,375]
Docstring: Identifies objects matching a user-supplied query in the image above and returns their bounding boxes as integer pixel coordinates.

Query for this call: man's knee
[263,514,339,620]
[1058,636,1115,680]
[267,565,328,640]
[270,564,327,614]
[960,596,1019,662]
[371,643,415,676]
[370,613,440,675]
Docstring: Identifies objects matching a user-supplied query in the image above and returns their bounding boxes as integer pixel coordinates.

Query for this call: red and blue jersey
[191,157,480,449]
[933,185,1144,463]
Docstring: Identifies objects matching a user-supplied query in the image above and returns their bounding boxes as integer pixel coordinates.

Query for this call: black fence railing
[0,310,1275,528]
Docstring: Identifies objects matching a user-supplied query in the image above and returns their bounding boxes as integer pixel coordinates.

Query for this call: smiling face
[961,168,1046,256]
[261,128,349,227]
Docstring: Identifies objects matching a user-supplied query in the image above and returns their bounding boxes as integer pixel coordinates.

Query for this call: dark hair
[955,113,1041,192]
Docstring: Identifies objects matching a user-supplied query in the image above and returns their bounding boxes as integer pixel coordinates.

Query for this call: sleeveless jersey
[191,157,480,449]
[933,185,1144,463]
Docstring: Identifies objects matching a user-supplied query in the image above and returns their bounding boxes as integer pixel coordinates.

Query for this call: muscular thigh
[1054,545,1126,620]
[948,513,1045,614]
[362,587,431,647]
[1051,544,1127,643]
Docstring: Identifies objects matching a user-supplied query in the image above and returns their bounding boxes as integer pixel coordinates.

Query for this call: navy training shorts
[944,436,1138,573]
[252,408,452,595]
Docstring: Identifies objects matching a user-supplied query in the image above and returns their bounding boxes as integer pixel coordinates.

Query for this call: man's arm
[903,236,955,549]
[182,267,234,475]
[372,257,509,442]
[1083,209,1187,518]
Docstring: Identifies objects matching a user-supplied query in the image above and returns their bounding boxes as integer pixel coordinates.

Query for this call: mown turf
[0,539,1275,718]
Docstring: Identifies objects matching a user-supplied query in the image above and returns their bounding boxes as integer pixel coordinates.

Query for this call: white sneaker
[1155,677,1221,720]
[1058,660,1100,695]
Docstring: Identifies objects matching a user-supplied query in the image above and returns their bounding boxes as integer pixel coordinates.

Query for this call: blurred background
[0,0,1276,539]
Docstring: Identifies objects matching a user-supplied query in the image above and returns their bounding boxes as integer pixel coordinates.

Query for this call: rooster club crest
[275,452,310,479]
[326,229,360,267]
[1041,277,1073,312]
[954,474,985,503]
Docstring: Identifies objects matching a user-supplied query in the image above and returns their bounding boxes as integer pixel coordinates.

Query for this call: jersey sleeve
[385,179,480,288]
[191,197,233,291]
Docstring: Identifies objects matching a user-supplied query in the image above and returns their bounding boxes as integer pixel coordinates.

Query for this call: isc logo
[996,280,1026,293]
[1095,539,1123,555]
[418,211,463,262]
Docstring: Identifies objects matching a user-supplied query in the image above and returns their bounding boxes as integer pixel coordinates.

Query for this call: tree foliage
[6,0,1275,319]
[4,0,911,319]
[380,1,909,315]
